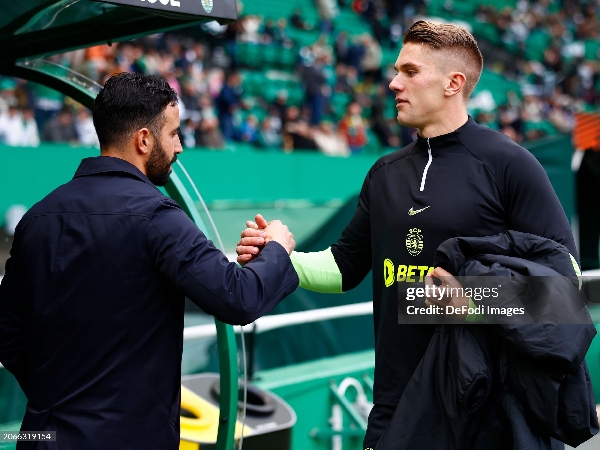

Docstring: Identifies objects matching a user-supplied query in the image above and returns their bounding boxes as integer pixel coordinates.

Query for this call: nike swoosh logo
[408,206,430,216]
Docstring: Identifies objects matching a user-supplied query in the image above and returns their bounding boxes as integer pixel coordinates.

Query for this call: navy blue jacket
[376,231,597,450]
[0,156,299,449]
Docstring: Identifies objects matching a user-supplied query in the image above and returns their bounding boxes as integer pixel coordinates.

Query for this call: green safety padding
[523,134,575,222]
[586,305,600,403]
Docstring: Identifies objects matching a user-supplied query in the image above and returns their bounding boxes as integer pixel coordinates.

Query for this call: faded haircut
[403,20,483,99]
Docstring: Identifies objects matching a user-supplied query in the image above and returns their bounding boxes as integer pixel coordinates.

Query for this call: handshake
[235,214,295,264]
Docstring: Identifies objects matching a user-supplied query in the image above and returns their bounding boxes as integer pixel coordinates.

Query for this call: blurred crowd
[0,0,598,152]
[442,0,600,142]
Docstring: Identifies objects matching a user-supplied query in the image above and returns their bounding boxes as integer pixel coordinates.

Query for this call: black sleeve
[331,172,373,291]
[148,199,299,325]
[0,233,28,394]
[504,148,579,262]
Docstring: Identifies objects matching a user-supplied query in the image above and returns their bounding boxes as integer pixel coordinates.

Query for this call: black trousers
[577,150,600,270]
[363,404,396,450]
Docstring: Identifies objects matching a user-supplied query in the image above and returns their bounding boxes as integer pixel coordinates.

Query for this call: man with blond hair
[237,21,579,448]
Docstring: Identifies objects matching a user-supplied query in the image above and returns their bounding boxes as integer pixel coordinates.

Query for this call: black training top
[330,116,577,406]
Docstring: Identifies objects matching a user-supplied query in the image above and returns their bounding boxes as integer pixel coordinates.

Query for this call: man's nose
[174,135,183,153]
[389,76,403,92]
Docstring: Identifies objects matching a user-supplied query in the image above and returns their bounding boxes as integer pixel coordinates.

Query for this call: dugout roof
[0,0,237,65]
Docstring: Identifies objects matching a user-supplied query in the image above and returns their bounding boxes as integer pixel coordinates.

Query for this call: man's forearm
[290,248,343,293]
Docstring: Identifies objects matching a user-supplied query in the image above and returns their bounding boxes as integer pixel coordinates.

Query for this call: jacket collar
[415,116,475,153]
[73,156,157,188]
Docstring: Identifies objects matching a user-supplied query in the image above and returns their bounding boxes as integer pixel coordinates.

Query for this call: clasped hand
[236,214,295,263]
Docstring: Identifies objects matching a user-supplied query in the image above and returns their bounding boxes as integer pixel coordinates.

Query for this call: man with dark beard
[0,73,299,450]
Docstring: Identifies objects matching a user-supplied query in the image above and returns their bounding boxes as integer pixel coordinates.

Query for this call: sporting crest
[201,0,213,13]
[406,228,424,256]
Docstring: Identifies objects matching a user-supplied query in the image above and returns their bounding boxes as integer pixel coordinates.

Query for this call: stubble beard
[146,137,177,186]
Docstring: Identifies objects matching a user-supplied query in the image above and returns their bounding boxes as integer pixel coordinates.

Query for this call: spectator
[20,108,40,147]
[240,15,263,44]
[500,124,520,142]
[274,19,294,48]
[180,82,201,122]
[84,44,113,80]
[216,71,243,140]
[301,56,328,126]
[263,19,277,43]
[0,105,24,147]
[361,34,383,82]
[0,78,18,115]
[310,36,335,64]
[284,119,317,151]
[270,90,289,126]
[497,105,524,142]
[42,106,78,144]
[475,110,498,130]
[399,125,417,147]
[284,105,300,127]
[290,9,312,31]
[334,63,356,93]
[370,85,399,148]
[198,94,225,149]
[353,76,378,109]
[313,121,350,156]
[346,36,366,74]
[237,114,259,143]
[363,0,388,43]
[181,118,198,148]
[339,102,368,154]
[75,108,99,147]
[316,0,339,34]
[223,17,244,68]
[4,204,27,236]
[32,82,64,132]
[206,68,225,98]
[256,117,282,150]
[335,31,350,64]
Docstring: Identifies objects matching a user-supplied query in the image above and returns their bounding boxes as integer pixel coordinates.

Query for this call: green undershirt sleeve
[290,248,343,294]
[465,297,486,323]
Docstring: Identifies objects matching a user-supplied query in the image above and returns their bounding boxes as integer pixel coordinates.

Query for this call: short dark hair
[93,73,178,150]
[403,21,483,99]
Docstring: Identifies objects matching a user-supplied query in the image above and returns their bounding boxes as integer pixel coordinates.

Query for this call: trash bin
[180,373,296,450]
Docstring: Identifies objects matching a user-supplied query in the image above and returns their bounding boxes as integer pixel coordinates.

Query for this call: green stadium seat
[585,40,600,61]
[524,30,551,62]
[330,93,350,119]
[470,20,501,46]
[524,120,557,137]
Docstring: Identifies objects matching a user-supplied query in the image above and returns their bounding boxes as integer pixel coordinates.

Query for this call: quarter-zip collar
[419,139,433,192]
[414,117,474,192]
[414,116,473,154]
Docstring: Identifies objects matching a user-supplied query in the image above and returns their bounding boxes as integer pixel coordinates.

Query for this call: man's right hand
[236,214,295,265]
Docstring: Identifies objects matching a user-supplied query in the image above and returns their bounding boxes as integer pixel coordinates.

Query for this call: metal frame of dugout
[0,1,242,449]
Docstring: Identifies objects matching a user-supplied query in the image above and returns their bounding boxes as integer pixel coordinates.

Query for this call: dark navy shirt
[0,156,298,449]
[331,117,576,406]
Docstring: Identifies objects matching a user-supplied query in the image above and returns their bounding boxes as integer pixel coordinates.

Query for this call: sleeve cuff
[465,297,486,323]
[290,248,343,293]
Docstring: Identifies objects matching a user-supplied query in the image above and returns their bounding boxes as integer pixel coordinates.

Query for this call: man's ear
[445,72,467,98]
[134,128,152,155]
